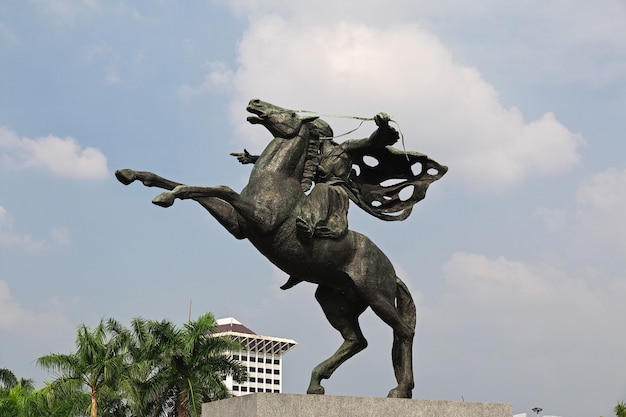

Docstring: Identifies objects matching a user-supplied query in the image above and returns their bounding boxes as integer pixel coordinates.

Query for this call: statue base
[201,393,512,417]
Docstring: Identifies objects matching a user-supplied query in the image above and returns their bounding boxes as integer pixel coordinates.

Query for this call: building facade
[215,317,297,396]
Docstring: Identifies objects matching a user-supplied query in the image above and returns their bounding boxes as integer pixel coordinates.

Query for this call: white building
[215,317,297,396]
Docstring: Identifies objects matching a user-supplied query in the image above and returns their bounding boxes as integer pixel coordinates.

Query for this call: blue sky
[1,1,625,416]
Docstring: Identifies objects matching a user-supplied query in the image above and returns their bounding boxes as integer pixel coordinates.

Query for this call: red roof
[216,317,256,335]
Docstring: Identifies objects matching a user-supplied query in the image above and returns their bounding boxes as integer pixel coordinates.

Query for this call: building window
[265,358,272,364]
[266,389,272,392]
[274,379,279,384]
[273,359,280,364]
[233,354,240,360]
[241,386,248,392]
[274,390,280,393]
[250,357,256,362]
[273,370,280,375]
[241,355,248,361]
[250,377,256,383]
[250,388,256,393]
[249,367,256,372]
[265,378,272,384]
[233,386,239,391]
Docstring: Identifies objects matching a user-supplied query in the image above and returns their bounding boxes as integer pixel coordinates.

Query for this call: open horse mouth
[246,114,264,124]
[246,99,268,124]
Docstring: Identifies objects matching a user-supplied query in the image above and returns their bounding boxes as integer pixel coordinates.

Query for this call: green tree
[0,370,37,417]
[0,368,18,389]
[37,321,126,417]
[109,313,246,417]
[615,401,626,417]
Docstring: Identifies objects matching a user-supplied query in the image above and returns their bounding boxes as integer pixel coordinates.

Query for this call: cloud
[0,126,109,180]
[178,61,234,101]
[222,0,626,86]
[32,0,102,23]
[50,227,71,246]
[0,280,76,382]
[424,252,626,414]
[195,17,582,191]
[0,280,39,330]
[535,167,626,260]
[0,206,45,250]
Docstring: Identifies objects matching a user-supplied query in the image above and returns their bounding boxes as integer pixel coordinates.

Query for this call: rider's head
[309,119,333,139]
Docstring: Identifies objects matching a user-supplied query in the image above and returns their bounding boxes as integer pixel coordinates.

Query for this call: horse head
[247,99,319,139]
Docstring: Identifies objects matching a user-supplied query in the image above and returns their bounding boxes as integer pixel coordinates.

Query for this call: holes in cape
[399,185,414,201]
[362,156,379,167]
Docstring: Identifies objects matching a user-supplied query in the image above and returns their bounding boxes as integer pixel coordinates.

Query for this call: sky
[1,1,625,416]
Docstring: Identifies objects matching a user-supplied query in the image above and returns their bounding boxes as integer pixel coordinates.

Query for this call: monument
[116,99,447,399]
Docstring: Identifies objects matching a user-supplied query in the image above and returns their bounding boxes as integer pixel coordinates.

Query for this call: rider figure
[295,113,399,242]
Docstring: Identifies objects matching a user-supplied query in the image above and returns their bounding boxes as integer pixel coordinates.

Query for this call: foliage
[615,401,626,417]
[37,321,126,417]
[5,312,248,417]
[108,312,247,417]
[0,370,37,417]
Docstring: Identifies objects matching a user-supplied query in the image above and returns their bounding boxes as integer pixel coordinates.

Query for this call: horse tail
[396,277,416,330]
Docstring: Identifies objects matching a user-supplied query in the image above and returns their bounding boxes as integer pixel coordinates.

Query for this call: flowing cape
[344,146,447,221]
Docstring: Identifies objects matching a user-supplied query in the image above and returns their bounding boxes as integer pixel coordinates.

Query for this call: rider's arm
[341,113,399,152]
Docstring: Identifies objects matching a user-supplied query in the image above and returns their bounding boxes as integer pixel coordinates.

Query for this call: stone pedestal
[201,393,512,417]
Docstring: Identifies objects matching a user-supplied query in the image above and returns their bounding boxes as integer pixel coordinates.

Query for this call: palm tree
[110,313,247,417]
[37,320,126,417]
[615,401,626,417]
[28,380,90,417]
[0,368,18,389]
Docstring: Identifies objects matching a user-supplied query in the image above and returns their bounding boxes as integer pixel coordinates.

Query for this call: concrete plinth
[201,393,512,417]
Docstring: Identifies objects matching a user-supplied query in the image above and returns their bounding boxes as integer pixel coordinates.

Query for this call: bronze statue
[116,99,447,398]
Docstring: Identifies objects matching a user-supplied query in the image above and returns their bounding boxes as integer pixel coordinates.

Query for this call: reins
[293,110,409,160]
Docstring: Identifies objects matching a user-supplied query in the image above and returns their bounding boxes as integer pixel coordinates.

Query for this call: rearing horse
[116,99,419,398]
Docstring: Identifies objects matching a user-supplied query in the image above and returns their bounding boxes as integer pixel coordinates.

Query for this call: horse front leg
[152,185,278,234]
[116,169,246,239]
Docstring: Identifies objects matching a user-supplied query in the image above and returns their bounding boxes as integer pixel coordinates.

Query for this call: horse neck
[253,124,310,181]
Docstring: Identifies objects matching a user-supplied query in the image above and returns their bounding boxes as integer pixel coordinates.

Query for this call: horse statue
[115,99,447,398]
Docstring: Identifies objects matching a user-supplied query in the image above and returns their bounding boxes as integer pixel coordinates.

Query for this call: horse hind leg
[115,169,182,189]
[366,278,416,398]
[115,171,247,239]
[308,285,368,395]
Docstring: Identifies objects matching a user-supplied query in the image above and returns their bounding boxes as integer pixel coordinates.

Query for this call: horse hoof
[115,169,136,185]
[306,385,325,395]
[152,192,175,207]
[387,386,412,398]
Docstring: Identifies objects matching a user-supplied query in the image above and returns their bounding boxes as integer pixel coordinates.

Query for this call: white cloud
[0,280,76,382]
[178,61,234,101]
[0,126,109,180]
[223,0,626,86]
[535,167,626,259]
[32,0,101,22]
[0,280,38,330]
[199,17,582,191]
[0,206,45,250]
[424,252,626,414]
[50,227,71,246]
